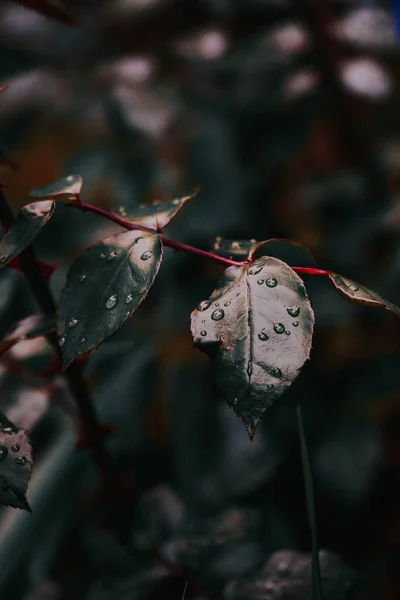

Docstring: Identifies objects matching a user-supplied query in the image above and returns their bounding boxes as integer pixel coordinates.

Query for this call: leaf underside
[0,314,56,356]
[125,194,195,231]
[58,230,163,369]
[0,200,55,269]
[29,175,83,200]
[191,256,314,439]
[329,272,400,318]
[0,411,32,511]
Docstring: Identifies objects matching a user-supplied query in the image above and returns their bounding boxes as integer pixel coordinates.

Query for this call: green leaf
[0,411,32,511]
[58,230,163,369]
[190,256,314,439]
[0,314,56,356]
[297,405,323,600]
[29,175,83,200]
[125,193,196,232]
[213,238,258,260]
[329,272,400,318]
[0,200,55,269]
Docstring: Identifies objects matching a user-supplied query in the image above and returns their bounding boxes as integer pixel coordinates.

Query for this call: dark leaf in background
[0,410,32,511]
[0,313,55,356]
[191,257,314,438]
[253,239,318,267]
[58,230,163,368]
[29,175,83,201]
[13,0,79,27]
[224,549,355,600]
[125,193,196,232]
[0,200,55,269]
[329,272,400,318]
[213,237,258,260]
[86,566,170,600]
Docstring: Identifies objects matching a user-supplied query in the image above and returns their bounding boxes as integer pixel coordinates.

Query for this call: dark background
[1,1,400,599]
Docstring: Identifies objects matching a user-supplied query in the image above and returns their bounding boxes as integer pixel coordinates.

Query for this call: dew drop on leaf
[79,275,86,283]
[0,446,8,461]
[215,303,220,307]
[200,330,207,336]
[249,264,263,275]
[293,320,299,327]
[15,456,27,466]
[108,250,117,261]
[285,330,291,335]
[141,250,153,261]
[80,338,86,344]
[224,301,231,307]
[99,253,106,260]
[11,445,20,452]
[258,332,269,341]
[257,279,264,285]
[125,294,133,304]
[68,318,78,328]
[106,295,118,309]
[271,367,282,378]
[348,284,359,291]
[287,305,300,317]
[58,335,66,347]
[266,277,278,288]
[273,323,285,334]
[2,427,15,435]
[198,300,211,311]
[211,309,225,321]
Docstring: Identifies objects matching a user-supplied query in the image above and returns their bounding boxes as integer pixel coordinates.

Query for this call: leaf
[297,405,323,600]
[0,314,56,356]
[328,272,400,318]
[29,175,83,200]
[213,238,258,261]
[58,230,163,369]
[190,256,314,439]
[0,200,55,269]
[14,0,79,26]
[125,193,196,232]
[0,411,32,511]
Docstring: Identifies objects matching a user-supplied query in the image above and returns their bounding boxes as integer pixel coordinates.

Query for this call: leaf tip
[243,417,259,441]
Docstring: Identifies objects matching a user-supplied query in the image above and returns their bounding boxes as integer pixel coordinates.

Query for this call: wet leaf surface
[30,175,83,200]
[191,256,314,438]
[126,194,196,232]
[329,272,400,318]
[0,410,32,511]
[0,200,55,269]
[58,230,162,368]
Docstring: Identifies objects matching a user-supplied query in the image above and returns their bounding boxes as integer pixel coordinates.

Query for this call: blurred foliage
[2,0,400,598]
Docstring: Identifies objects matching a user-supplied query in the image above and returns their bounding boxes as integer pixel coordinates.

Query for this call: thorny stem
[0,189,118,509]
[67,199,330,275]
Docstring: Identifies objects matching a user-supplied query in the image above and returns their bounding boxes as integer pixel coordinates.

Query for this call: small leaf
[0,314,56,356]
[14,0,79,26]
[213,238,258,260]
[126,193,196,232]
[0,200,55,269]
[58,230,163,368]
[0,411,32,511]
[29,175,83,200]
[329,272,400,318]
[191,256,314,439]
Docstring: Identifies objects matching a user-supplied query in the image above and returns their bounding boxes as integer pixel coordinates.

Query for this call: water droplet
[108,250,117,261]
[273,323,285,334]
[198,300,211,311]
[258,332,269,341]
[215,303,220,307]
[201,319,205,323]
[172,198,180,205]
[257,279,264,285]
[287,305,300,317]
[233,398,238,406]
[141,250,153,261]
[125,294,133,304]
[15,456,27,466]
[271,367,282,378]
[58,335,66,348]
[249,264,263,275]
[80,338,86,344]
[293,320,299,327]
[211,309,225,321]
[285,330,291,335]
[348,284,359,292]
[0,446,8,461]
[266,277,277,288]
[224,301,231,307]
[11,444,20,452]
[106,295,118,309]
[99,253,106,260]
[200,330,207,337]
[79,275,86,283]
[68,318,78,329]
